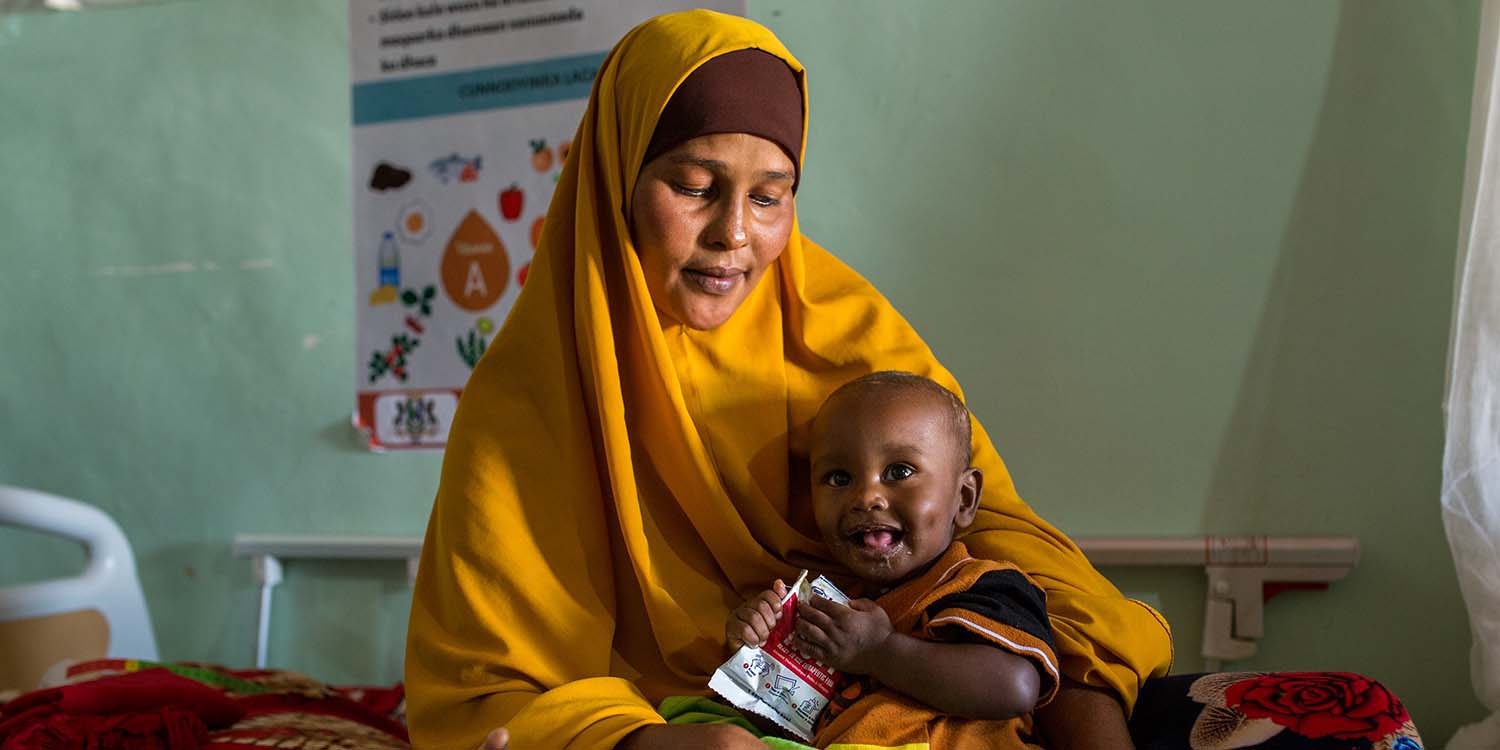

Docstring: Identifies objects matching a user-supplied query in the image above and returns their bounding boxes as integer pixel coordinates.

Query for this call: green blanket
[658,695,815,750]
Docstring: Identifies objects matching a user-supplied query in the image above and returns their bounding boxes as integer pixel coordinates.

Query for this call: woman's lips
[683,267,745,295]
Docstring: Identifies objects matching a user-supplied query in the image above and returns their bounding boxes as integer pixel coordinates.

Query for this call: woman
[405,10,1172,750]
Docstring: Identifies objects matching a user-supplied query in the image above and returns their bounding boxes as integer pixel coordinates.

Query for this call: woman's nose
[705,199,749,250]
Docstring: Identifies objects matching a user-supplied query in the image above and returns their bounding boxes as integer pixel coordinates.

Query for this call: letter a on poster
[350,0,744,451]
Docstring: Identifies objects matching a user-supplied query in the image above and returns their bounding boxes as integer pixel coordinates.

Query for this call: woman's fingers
[481,727,509,750]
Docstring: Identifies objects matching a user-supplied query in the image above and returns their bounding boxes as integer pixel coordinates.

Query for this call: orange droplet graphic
[440,210,509,311]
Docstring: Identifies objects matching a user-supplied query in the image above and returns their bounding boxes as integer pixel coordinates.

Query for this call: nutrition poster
[351,0,743,451]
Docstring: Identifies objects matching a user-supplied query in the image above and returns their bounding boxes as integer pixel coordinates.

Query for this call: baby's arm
[794,597,1043,720]
[725,579,789,649]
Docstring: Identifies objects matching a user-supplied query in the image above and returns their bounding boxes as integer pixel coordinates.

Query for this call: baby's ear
[954,467,983,528]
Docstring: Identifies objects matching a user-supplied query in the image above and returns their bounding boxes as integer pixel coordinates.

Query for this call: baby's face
[809,387,979,590]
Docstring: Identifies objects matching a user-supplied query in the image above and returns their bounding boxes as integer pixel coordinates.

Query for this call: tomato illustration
[498,184,523,221]
[557,140,571,165]
[517,263,530,287]
[530,139,553,172]
[530,215,546,249]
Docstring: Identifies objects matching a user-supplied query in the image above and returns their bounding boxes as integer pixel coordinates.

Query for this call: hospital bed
[0,484,1423,749]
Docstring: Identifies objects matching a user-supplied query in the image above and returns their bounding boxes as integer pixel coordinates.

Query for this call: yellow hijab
[406,10,1171,750]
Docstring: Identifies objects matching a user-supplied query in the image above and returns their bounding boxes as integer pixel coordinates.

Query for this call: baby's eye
[822,470,851,488]
[882,464,915,482]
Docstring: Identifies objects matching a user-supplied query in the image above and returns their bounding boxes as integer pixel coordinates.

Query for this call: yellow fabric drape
[405,10,1172,750]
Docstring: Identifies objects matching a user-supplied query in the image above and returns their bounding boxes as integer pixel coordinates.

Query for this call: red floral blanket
[0,660,408,750]
[0,663,1424,750]
[1128,671,1424,750]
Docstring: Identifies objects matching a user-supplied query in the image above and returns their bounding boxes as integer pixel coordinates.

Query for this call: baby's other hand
[792,597,892,674]
[725,579,787,649]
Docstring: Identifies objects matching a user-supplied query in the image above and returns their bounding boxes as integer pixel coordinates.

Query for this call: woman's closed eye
[673,182,712,198]
[881,463,915,482]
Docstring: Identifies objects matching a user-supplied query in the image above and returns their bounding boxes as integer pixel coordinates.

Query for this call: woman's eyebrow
[667,155,725,170]
[667,155,794,182]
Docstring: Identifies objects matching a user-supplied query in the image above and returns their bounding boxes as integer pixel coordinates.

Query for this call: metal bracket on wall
[1077,536,1359,671]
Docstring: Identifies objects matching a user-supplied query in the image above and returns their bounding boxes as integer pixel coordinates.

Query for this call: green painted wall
[0,0,1483,742]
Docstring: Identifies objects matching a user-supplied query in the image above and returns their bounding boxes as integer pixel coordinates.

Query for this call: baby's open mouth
[846,526,905,554]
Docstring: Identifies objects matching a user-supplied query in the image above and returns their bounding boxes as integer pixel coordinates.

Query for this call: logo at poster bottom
[370,391,459,449]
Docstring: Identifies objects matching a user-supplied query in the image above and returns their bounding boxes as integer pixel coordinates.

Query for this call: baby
[727,371,1060,748]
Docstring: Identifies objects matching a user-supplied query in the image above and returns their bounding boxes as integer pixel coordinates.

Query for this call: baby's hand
[792,597,892,674]
[726,579,788,649]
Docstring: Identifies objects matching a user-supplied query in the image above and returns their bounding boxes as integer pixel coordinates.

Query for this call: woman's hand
[726,579,787,649]
[791,597,892,674]
[1032,679,1137,750]
[480,728,509,750]
[617,723,767,749]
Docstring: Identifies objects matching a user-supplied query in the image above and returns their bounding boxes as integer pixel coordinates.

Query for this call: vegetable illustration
[499,184,523,221]
[367,334,420,383]
[517,263,530,287]
[457,326,488,369]
[401,285,436,317]
[530,215,545,249]
[368,285,438,383]
[557,140,571,164]
[530,139,553,172]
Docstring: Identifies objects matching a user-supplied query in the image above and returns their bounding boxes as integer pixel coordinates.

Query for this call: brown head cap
[642,48,804,188]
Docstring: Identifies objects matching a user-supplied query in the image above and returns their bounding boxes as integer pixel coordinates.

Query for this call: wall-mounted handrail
[232,533,1358,671]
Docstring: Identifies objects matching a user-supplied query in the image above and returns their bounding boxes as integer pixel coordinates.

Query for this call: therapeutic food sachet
[709,570,850,740]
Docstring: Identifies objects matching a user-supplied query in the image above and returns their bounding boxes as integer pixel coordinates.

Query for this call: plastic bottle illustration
[378,231,401,288]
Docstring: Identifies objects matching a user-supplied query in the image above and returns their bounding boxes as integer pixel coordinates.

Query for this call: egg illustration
[397,200,431,244]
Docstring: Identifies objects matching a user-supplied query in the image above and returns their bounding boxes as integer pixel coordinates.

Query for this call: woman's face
[630,132,796,330]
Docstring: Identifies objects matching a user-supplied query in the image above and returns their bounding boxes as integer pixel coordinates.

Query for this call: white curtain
[1446,2,1500,748]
